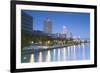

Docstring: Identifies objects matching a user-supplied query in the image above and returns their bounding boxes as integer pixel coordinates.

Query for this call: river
[21,43,90,63]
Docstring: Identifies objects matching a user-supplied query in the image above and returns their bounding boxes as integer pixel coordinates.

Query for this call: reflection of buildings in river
[38,51,42,62]
[67,47,70,60]
[46,50,51,62]
[30,53,34,63]
[51,49,56,61]
[63,47,66,61]
[58,48,61,61]
[22,43,89,63]
[52,49,56,61]
[82,44,85,60]
[73,45,76,60]
[78,44,81,49]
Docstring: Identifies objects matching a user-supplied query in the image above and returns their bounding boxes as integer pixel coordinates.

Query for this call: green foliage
[21,30,88,49]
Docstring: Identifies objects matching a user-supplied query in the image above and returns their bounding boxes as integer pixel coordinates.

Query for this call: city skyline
[22,10,90,38]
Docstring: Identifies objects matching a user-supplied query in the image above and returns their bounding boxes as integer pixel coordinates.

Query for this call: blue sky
[22,10,90,38]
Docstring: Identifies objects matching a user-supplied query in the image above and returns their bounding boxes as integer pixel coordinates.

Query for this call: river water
[21,43,90,63]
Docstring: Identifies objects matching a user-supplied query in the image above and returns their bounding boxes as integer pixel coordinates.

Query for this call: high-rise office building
[43,17,52,34]
[21,11,33,32]
[62,25,67,34]
[62,25,68,38]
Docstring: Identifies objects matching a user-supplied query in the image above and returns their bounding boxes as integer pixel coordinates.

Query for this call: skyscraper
[43,17,52,34]
[62,25,68,38]
[21,11,33,32]
[62,25,67,34]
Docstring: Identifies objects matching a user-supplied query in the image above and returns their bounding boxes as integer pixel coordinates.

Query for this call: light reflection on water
[21,43,90,63]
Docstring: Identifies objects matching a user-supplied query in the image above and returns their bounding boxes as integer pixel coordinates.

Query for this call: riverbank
[23,42,89,51]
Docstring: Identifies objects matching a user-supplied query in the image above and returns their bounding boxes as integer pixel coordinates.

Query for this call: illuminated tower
[62,25,67,34]
[43,17,52,34]
[62,25,68,38]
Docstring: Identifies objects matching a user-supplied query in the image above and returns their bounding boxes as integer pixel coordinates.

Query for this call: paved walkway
[23,44,68,51]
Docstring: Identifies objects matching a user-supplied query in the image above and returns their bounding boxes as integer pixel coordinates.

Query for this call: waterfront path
[23,44,68,50]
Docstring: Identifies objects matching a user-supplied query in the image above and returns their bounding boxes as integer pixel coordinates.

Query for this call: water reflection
[30,54,34,63]
[22,43,90,63]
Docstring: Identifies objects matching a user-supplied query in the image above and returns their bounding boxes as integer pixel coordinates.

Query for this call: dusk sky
[22,10,90,39]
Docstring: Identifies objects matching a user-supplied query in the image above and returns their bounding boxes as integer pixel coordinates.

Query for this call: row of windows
[22,23,33,29]
[22,27,32,32]
[21,11,32,19]
[21,11,33,32]
[22,19,33,26]
[21,15,33,23]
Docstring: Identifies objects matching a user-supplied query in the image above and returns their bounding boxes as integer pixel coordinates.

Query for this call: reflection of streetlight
[30,54,34,63]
